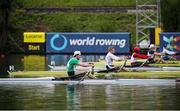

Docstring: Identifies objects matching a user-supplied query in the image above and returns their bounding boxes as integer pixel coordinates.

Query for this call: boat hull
[0,77,175,85]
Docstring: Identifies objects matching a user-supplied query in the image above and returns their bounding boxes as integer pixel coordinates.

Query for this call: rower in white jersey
[147,44,161,63]
[105,46,124,71]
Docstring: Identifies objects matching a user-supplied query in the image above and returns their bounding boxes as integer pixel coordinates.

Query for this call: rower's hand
[88,62,94,65]
[88,62,94,67]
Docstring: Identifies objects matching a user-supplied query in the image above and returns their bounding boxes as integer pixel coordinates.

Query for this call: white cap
[73,51,81,57]
[149,44,155,49]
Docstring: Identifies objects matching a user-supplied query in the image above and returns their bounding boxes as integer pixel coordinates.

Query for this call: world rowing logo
[50,34,68,51]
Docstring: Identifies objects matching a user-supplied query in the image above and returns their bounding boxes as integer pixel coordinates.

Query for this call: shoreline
[9,71,180,79]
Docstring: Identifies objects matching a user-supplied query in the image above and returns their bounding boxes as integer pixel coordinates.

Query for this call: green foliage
[3,0,180,52]
[43,13,135,32]
[11,12,136,50]
[10,70,180,79]
[6,0,137,52]
[16,0,135,7]
[161,0,180,32]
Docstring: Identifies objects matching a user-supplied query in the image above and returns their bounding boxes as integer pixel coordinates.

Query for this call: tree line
[161,0,180,32]
[0,0,180,54]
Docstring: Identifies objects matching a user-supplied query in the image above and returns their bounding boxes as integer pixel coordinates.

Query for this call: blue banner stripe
[46,33,130,54]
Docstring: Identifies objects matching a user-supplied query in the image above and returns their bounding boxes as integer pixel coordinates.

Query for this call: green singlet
[67,58,79,76]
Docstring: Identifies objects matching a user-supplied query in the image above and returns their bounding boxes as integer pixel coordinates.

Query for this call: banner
[24,32,45,43]
[24,43,45,53]
[46,33,130,54]
[160,33,180,53]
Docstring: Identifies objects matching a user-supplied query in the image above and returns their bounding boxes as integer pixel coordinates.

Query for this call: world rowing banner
[160,33,180,53]
[46,33,130,54]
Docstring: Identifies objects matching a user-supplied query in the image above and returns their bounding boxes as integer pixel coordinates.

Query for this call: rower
[158,45,177,63]
[105,46,125,72]
[147,44,162,64]
[67,51,94,79]
[131,47,149,67]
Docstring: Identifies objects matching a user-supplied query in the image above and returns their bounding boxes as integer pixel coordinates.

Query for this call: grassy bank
[17,0,136,7]
[97,72,180,79]
[14,12,136,33]
[94,60,180,67]
[9,60,180,79]
[9,71,180,79]
[9,71,66,78]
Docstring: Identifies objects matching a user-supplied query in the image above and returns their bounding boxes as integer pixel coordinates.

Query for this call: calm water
[0,82,180,110]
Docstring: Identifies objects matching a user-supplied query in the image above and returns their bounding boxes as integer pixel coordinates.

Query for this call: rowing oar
[86,64,97,79]
[77,71,90,85]
[89,63,95,75]
[77,65,97,84]
[140,60,148,67]
[7,71,13,78]
[118,59,128,72]
[103,60,128,79]
[134,59,149,71]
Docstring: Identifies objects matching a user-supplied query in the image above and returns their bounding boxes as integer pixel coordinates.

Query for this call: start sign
[24,32,45,43]
[23,32,46,53]
[24,43,45,53]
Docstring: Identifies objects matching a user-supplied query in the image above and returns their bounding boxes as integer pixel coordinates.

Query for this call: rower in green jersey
[67,51,94,77]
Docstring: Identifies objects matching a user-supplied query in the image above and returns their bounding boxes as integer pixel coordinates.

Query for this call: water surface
[0,82,179,110]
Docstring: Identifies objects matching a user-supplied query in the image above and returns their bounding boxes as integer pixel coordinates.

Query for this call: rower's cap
[149,44,155,49]
[73,51,81,57]
[134,47,140,53]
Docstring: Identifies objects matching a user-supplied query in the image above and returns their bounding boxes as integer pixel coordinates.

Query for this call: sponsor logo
[69,37,126,48]
[50,34,68,51]
[24,32,45,43]
[163,36,180,51]
[47,33,130,53]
